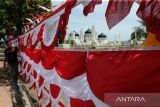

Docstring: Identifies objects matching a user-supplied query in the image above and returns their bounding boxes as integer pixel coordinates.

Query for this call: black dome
[73,31,79,36]
[75,33,79,36]
[85,29,91,34]
[69,31,79,36]
[75,32,79,36]
[98,33,107,38]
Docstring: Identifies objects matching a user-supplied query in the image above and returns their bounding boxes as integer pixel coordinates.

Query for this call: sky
[52,1,141,41]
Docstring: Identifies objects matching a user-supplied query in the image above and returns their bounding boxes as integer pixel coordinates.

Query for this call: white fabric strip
[43,8,64,46]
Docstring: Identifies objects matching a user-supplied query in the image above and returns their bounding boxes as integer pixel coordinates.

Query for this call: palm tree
[131,20,148,41]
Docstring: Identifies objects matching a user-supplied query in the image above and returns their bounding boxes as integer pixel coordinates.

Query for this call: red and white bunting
[9,38,19,47]
[13,0,160,107]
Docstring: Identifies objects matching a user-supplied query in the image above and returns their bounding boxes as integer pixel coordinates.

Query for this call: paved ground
[0,54,37,107]
[0,86,12,107]
[0,68,12,107]
[0,51,12,107]
[0,62,25,107]
[0,83,12,107]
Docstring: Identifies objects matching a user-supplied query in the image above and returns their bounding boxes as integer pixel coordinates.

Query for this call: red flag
[83,0,102,16]
[105,0,134,29]
[60,0,77,42]
[136,0,160,40]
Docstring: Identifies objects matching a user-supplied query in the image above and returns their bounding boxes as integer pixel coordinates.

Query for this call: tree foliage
[131,26,147,40]
[131,20,148,40]
[0,0,51,36]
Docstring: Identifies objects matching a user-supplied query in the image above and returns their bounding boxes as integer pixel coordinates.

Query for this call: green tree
[131,20,148,41]
[0,0,51,37]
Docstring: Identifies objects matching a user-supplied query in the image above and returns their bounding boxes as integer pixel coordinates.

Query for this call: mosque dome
[85,29,91,34]
[74,31,79,36]
[98,33,107,38]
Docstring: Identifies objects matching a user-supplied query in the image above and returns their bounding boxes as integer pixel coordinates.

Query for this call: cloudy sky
[52,1,141,41]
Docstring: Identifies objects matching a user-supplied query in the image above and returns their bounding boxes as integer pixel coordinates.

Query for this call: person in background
[5,41,18,83]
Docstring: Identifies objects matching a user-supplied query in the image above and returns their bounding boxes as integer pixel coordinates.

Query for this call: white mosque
[58,25,145,49]
[60,25,109,49]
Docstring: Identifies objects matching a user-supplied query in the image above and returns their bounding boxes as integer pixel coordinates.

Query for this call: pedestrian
[4,41,18,83]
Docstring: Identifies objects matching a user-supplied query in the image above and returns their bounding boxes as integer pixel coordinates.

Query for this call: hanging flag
[83,0,102,16]
[18,1,73,51]
[105,0,134,29]
[136,0,160,41]
[33,1,77,49]
[60,0,77,42]
[17,1,119,107]
[19,0,102,50]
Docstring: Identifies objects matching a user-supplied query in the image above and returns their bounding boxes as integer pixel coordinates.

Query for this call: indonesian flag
[19,1,77,50]
[105,0,134,29]
[136,0,160,41]
[19,0,102,50]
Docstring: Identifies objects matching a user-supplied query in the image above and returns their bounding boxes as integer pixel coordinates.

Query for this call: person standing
[5,42,18,83]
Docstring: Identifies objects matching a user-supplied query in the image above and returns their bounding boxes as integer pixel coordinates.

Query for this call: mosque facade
[58,25,145,49]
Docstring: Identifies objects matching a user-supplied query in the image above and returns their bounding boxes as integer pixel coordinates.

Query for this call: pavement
[0,69,12,107]
[0,61,25,107]
[0,85,12,107]
[0,58,37,107]
[0,52,12,107]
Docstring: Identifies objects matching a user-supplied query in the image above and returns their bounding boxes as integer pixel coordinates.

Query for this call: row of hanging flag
[8,1,160,107]
[10,0,160,47]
